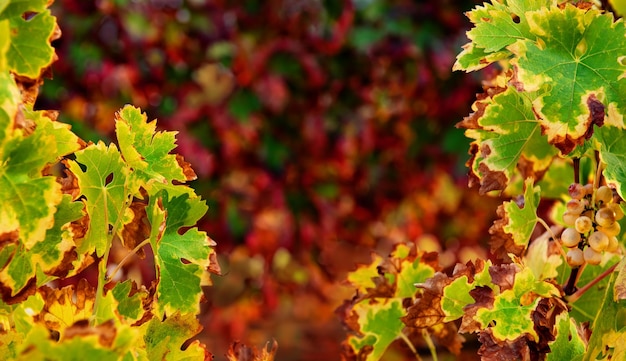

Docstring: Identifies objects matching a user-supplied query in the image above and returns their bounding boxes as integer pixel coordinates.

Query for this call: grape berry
[561,184,623,267]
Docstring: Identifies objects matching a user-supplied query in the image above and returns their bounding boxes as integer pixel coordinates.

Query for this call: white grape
[599,221,621,237]
[568,183,585,200]
[595,207,616,227]
[607,236,619,253]
[575,216,593,234]
[563,211,578,226]
[567,248,584,267]
[561,228,581,248]
[566,199,585,215]
[609,203,624,221]
[588,231,609,252]
[583,247,602,265]
[596,185,613,204]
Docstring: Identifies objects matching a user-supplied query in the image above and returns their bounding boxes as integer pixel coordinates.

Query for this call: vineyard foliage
[0,0,224,359]
[41,0,494,357]
[18,0,626,359]
[341,0,626,360]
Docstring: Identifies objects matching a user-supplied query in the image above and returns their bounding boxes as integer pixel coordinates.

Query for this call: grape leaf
[0,109,81,297]
[595,126,626,200]
[511,5,626,154]
[115,105,191,194]
[111,280,148,324]
[0,195,83,295]
[144,312,211,361]
[454,42,510,72]
[67,142,130,257]
[403,260,491,328]
[147,186,212,316]
[1,0,57,78]
[390,244,437,298]
[346,299,405,361]
[460,86,557,193]
[583,272,626,361]
[343,245,440,359]
[345,252,384,295]
[465,0,538,54]
[39,279,96,338]
[547,312,585,361]
[474,267,560,342]
[454,0,550,72]
[489,178,541,260]
[567,254,621,323]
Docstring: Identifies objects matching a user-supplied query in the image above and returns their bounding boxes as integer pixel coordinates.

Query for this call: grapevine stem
[92,193,132,325]
[398,331,422,361]
[107,238,151,282]
[573,157,580,184]
[567,261,619,303]
[563,266,581,296]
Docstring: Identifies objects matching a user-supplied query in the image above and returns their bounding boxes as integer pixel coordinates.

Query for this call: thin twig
[106,238,152,282]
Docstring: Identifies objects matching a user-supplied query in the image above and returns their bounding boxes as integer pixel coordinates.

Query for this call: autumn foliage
[13,0,626,360]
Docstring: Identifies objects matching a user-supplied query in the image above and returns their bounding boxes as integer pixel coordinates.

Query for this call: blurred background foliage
[39,0,498,359]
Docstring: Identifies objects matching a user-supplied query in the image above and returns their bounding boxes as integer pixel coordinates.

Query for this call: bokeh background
[38,0,500,359]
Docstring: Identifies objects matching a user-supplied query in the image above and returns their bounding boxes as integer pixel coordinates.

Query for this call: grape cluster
[561,183,623,267]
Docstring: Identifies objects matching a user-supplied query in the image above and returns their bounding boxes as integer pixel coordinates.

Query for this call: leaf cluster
[0,0,245,359]
[340,0,626,359]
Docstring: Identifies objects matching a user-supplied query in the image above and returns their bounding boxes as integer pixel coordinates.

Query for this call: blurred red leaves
[41,0,493,358]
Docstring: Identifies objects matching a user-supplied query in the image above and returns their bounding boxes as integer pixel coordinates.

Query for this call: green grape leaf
[474,267,560,341]
[511,5,626,154]
[19,322,138,361]
[112,280,148,323]
[583,272,626,361]
[465,0,536,53]
[453,42,509,72]
[547,312,586,361]
[403,260,492,328]
[346,253,384,295]
[0,110,79,273]
[347,299,405,361]
[567,254,621,323]
[596,127,626,200]
[0,195,83,295]
[454,0,552,71]
[147,186,212,316]
[115,105,191,194]
[1,0,57,78]
[18,324,120,361]
[442,276,478,321]
[144,312,210,361]
[390,244,437,298]
[343,246,445,359]
[489,178,541,260]
[68,142,130,257]
[461,86,557,193]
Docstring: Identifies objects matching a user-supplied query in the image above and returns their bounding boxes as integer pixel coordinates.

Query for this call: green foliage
[341,0,626,359]
[0,0,221,359]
